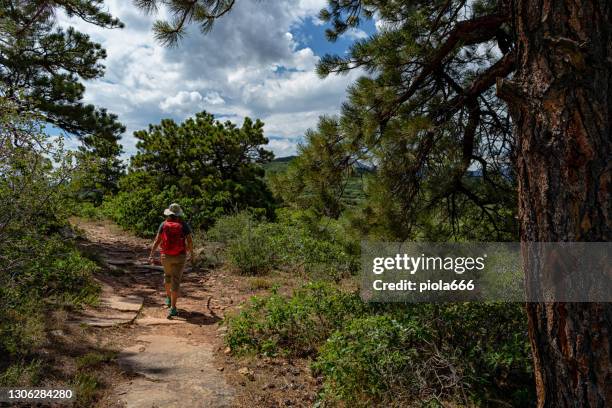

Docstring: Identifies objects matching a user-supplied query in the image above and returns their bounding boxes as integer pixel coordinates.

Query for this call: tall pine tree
[0,0,125,194]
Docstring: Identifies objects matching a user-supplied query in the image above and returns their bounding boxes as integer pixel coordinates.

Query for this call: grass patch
[247,277,273,290]
[72,372,101,407]
[0,360,43,387]
[76,351,117,370]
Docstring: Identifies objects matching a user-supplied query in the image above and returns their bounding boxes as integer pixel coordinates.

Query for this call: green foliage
[0,96,100,381]
[71,132,125,201]
[226,279,534,406]
[314,0,519,241]
[134,0,236,46]
[72,202,106,220]
[207,211,260,243]
[225,282,365,357]
[0,1,124,136]
[71,351,115,406]
[0,360,43,387]
[76,352,116,370]
[225,224,276,275]
[72,372,101,407]
[315,303,533,406]
[269,117,356,218]
[1,2,126,202]
[105,112,275,235]
[208,210,358,278]
[0,1,126,195]
[101,175,184,236]
[314,315,433,406]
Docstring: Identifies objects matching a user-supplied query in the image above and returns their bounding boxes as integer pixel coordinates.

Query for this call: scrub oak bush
[313,315,438,407]
[225,282,365,357]
[314,303,533,407]
[208,210,358,278]
[225,282,534,406]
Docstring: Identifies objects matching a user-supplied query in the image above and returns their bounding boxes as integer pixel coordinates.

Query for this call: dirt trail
[72,219,240,408]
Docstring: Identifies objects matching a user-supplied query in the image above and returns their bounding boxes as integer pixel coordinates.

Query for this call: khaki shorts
[161,253,186,291]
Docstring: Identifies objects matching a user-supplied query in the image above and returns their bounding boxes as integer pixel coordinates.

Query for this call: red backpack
[160,220,186,255]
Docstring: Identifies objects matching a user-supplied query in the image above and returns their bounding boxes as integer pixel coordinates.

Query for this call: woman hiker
[148,203,194,318]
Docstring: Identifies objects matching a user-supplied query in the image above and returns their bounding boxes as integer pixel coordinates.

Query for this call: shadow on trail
[173,310,221,325]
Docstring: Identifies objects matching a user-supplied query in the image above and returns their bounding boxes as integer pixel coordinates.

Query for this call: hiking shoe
[164,297,171,307]
[168,307,178,318]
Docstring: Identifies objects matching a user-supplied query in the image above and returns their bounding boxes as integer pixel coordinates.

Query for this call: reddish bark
[497,1,611,406]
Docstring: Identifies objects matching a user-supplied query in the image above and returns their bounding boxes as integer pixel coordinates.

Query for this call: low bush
[0,237,99,379]
[207,211,260,243]
[225,282,365,357]
[208,210,358,278]
[225,283,534,406]
[313,315,437,407]
[315,302,534,407]
[72,202,106,220]
[226,224,276,275]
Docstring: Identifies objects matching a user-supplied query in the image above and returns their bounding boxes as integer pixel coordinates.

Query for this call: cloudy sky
[59,0,376,158]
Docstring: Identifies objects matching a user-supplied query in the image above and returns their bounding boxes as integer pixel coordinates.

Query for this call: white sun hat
[163,203,184,217]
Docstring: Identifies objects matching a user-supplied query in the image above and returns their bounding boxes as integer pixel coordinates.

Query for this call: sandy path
[72,219,237,408]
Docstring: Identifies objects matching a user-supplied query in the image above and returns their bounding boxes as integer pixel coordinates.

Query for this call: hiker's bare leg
[165,282,171,299]
[171,290,178,309]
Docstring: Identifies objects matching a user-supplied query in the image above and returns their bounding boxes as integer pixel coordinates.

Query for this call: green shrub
[225,281,533,406]
[76,352,116,370]
[210,210,358,277]
[314,315,436,407]
[207,211,260,243]
[0,237,100,361]
[225,282,365,357]
[226,225,276,275]
[99,178,178,237]
[314,303,534,407]
[72,202,106,220]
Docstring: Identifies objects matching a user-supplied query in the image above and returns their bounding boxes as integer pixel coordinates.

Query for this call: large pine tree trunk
[497,1,611,406]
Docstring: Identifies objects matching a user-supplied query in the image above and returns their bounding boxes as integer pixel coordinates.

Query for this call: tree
[109,111,275,234]
[321,1,610,404]
[139,0,611,405]
[496,1,611,405]
[0,94,100,370]
[72,131,125,201]
[270,116,353,219]
[0,1,125,194]
[0,94,81,282]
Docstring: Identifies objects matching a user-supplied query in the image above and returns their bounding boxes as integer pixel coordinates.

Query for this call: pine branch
[387,13,510,119]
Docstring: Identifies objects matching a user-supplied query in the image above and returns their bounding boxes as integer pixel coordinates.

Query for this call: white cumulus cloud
[58,0,361,157]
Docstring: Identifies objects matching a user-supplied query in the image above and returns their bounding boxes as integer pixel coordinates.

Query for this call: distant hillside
[272,156,297,162]
[263,156,296,175]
